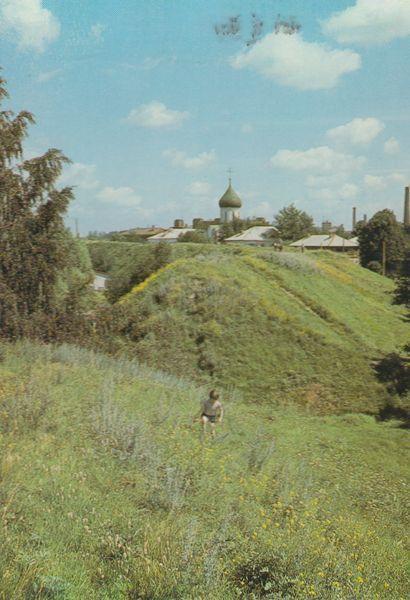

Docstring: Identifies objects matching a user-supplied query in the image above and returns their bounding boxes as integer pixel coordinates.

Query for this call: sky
[1,0,410,234]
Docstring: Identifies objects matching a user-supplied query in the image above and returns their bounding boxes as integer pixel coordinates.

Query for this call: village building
[224,225,280,246]
[116,226,166,240]
[290,233,359,251]
[218,178,242,223]
[147,227,195,243]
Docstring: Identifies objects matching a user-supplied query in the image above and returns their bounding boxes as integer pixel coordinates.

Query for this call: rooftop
[290,234,359,248]
[224,226,279,242]
[218,180,242,208]
[147,228,195,241]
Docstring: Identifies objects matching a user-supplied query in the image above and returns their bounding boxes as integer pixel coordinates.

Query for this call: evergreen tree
[273,204,314,241]
[358,209,405,274]
[0,75,74,337]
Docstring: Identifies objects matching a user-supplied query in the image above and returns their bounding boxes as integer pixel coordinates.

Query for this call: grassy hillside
[100,245,408,414]
[0,341,408,599]
[86,240,212,275]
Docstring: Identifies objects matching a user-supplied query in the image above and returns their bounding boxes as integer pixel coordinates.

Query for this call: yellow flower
[356,576,364,584]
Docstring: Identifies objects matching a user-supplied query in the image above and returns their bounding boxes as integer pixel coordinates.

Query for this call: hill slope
[0,341,408,598]
[104,246,408,414]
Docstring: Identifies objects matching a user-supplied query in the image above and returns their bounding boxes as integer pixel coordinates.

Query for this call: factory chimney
[404,186,410,227]
[352,207,357,230]
[363,214,367,224]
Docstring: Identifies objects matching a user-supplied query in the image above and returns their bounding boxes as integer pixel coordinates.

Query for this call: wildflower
[356,576,364,584]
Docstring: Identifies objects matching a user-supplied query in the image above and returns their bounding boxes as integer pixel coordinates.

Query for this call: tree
[358,210,405,274]
[351,219,367,237]
[273,204,314,241]
[218,218,246,241]
[393,248,410,315]
[0,74,74,337]
[177,230,209,243]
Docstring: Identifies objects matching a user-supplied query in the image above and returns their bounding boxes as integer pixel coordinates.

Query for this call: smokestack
[404,186,410,226]
[363,214,367,224]
[352,207,357,230]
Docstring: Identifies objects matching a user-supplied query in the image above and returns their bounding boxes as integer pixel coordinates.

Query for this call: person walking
[200,390,223,437]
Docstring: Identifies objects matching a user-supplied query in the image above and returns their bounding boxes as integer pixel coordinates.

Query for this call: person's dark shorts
[202,413,217,423]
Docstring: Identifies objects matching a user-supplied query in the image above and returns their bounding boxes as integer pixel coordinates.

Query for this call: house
[290,234,359,251]
[224,225,280,246]
[147,227,195,243]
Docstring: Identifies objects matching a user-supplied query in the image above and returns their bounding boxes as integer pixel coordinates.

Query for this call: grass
[96,244,408,414]
[0,340,408,599]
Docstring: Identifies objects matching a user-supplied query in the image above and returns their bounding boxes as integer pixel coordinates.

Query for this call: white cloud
[141,55,176,70]
[326,117,385,146]
[90,23,105,42]
[186,181,212,196]
[0,0,60,52]
[163,149,216,169]
[230,31,361,90]
[384,137,400,155]
[306,173,349,188]
[125,101,189,128]
[271,146,365,173]
[96,186,142,208]
[389,172,406,183]
[323,0,410,46]
[364,174,387,191]
[36,68,62,83]
[339,183,359,199]
[309,183,359,202]
[60,163,100,190]
[364,172,406,190]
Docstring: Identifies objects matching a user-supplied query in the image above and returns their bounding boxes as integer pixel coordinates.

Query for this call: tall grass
[0,341,408,598]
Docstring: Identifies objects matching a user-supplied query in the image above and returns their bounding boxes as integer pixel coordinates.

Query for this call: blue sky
[1,0,410,233]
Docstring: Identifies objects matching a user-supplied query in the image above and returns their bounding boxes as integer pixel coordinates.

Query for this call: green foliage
[0,75,91,340]
[86,241,220,303]
[219,218,247,240]
[367,260,383,274]
[0,341,408,598]
[358,209,405,273]
[393,249,410,311]
[105,242,171,303]
[178,230,209,243]
[273,204,314,242]
[393,275,410,309]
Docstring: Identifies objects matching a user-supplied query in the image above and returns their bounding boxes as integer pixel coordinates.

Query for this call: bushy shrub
[367,260,383,274]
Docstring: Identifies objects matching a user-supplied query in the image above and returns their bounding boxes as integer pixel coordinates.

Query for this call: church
[147,178,279,245]
[147,178,244,242]
[218,178,242,223]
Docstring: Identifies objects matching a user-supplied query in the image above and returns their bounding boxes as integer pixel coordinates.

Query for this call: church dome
[218,181,242,208]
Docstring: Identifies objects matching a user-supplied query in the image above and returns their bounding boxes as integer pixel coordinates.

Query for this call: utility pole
[382,239,386,276]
